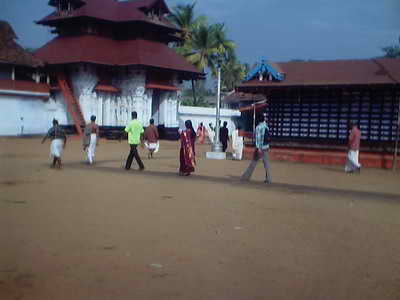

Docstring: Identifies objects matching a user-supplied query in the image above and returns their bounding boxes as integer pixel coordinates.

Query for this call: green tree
[221,56,247,92]
[169,3,237,105]
[169,2,207,105]
[382,36,400,58]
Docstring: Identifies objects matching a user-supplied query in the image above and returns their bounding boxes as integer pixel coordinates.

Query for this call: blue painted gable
[245,58,285,82]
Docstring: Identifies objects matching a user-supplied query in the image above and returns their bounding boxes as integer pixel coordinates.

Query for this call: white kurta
[208,128,215,144]
[231,129,244,160]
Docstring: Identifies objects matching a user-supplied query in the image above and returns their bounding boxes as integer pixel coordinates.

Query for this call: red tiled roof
[224,92,266,103]
[35,35,202,75]
[239,59,400,88]
[94,84,120,93]
[145,83,179,91]
[0,20,43,67]
[38,0,176,30]
[0,79,50,96]
[239,103,268,112]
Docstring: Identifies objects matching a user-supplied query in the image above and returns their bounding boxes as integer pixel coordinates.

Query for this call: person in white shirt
[231,125,244,160]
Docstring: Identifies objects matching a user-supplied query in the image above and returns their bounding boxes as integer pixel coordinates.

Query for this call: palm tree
[186,23,236,75]
[221,56,247,92]
[169,3,207,105]
[169,3,206,43]
[382,36,400,58]
[169,6,236,106]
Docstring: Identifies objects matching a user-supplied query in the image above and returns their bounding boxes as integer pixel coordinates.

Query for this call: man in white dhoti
[144,118,159,159]
[345,121,362,173]
[231,125,244,160]
[83,115,99,164]
[41,119,67,169]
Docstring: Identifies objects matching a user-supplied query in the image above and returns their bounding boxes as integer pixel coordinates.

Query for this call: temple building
[234,59,400,168]
[0,21,53,136]
[34,0,202,137]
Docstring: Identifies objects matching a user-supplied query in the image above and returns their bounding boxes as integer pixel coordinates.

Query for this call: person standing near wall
[208,123,215,144]
[220,121,229,152]
[345,120,362,173]
[240,113,272,183]
[83,115,99,165]
[144,118,159,159]
[196,122,207,144]
[41,119,67,169]
[232,124,244,160]
[123,111,145,171]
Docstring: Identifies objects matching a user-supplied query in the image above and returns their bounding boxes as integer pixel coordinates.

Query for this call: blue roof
[245,58,285,82]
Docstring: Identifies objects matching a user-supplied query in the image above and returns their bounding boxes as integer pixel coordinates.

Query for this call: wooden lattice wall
[262,86,400,149]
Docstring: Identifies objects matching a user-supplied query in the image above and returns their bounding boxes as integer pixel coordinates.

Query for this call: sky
[1,0,399,65]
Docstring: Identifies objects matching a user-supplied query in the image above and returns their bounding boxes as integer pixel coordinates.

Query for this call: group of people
[42,110,361,183]
[196,121,244,160]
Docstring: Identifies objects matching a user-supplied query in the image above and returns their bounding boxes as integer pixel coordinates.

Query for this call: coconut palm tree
[169,3,208,105]
[221,56,247,92]
[169,3,206,43]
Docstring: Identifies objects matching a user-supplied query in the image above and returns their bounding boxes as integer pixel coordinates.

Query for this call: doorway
[151,90,161,125]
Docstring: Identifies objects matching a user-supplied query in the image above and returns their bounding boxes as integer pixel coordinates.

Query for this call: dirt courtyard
[1,137,400,300]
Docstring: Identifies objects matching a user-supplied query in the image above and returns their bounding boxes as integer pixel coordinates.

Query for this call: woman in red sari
[179,120,196,176]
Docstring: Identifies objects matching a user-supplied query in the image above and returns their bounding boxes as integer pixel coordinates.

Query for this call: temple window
[51,0,84,15]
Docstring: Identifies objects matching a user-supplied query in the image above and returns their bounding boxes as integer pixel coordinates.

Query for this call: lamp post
[206,63,226,159]
[211,65,223,152]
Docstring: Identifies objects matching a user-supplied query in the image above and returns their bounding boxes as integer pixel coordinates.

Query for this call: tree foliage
[382,36,400,58]
[169,2,248,105]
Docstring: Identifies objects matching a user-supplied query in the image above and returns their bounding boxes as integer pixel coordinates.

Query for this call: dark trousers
[125,144,144,170]
[222,141,228,152]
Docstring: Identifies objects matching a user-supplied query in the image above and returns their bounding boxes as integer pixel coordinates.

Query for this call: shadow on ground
[61,160,400,202]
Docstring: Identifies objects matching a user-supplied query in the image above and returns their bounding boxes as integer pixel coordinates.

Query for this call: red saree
[179,129,196,174]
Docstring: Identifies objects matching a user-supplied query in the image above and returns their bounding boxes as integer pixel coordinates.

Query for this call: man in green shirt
[124,111,145,170]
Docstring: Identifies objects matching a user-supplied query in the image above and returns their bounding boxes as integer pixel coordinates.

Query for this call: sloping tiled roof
[224,92,266,103]
[35,35,202,76]
[0,20,43,67]
[38,0,177,30]
[0,79,50,96]
[239,59,400,88]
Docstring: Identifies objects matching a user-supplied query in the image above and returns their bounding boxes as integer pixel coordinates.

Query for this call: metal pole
[392,97,400,171]
[253,101,256,144]
[212,66,222,152]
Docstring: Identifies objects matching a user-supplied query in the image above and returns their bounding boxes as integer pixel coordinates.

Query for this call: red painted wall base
[243,146,400,169]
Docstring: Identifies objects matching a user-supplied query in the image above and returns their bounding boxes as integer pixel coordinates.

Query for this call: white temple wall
[0,95,56,136]
[178,105,241,134]
[158,91,179,128]
[51,66,186,129]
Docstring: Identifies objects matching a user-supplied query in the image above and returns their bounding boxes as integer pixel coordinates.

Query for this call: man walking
[144,118,159,159]
[220,121,229,152]
[83,115,99,165]
[345,121,362,173]
[240,113,272,183]
[124,111,145,171]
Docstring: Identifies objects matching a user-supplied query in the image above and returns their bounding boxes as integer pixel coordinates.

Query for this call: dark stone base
[157,125,179,141]
[61,125,180,141]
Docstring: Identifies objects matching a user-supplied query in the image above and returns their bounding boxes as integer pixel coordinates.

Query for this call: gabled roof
[35,34,202,77]
[0,79,50,97]
[37,0,177,30]
[224,92,266,103]
[239,59,400,88]
[0,20,43,67]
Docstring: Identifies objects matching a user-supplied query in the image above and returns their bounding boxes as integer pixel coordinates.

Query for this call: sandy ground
[1,137,400,300]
